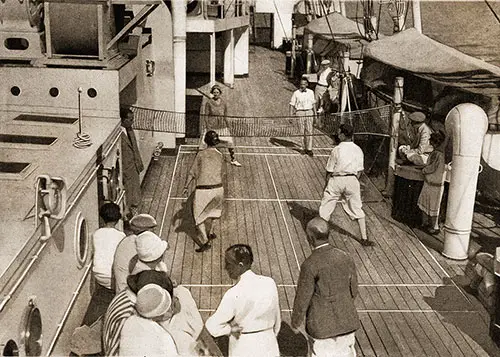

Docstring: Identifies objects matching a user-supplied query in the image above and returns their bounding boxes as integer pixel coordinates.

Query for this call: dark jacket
[121,128,144,207]
[291,244,360,339]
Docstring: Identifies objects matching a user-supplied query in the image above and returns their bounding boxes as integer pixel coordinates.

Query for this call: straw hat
[321,59,331,65]
[130,214,157,230]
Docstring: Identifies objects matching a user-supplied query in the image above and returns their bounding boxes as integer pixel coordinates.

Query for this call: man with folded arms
[206,244,281,357]
[292,217,360,357]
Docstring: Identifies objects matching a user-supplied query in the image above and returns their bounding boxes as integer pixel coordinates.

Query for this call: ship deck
[137,46,500,357]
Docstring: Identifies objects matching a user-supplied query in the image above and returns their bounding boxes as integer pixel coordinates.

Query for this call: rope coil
[73,132,92,149]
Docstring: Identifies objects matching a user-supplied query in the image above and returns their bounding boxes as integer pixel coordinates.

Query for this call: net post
[384,76,404,197]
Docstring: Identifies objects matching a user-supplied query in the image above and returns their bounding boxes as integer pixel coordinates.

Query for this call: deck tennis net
[130,105,392,138]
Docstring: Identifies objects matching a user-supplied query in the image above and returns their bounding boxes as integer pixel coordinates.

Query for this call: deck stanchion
[442,104,488,260]
[306,34,314,74]
[172,0,187,128]
[290,24,296,79]
[412,0,422,33]
[383,77,403,197]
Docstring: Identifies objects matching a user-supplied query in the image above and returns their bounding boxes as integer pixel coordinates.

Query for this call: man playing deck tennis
[290,77,317,156]
[319,123,375,246]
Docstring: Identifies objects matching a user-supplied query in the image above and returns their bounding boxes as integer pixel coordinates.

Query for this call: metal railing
[197,0,249,20]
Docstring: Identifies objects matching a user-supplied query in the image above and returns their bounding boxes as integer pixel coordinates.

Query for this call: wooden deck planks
[138,137,500,357]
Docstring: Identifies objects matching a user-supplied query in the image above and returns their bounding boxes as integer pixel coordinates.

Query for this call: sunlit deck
[135,46,500,356]
[138,140,499,356]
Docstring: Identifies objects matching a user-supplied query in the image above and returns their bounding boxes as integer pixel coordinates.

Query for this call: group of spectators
[73,208,204,356]
[398,111,448,235]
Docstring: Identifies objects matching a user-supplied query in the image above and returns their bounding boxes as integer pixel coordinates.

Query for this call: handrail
[0,129,122,313]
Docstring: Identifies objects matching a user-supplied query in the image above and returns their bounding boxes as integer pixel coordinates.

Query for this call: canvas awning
[303,12,367,58]
[363,28,500,97]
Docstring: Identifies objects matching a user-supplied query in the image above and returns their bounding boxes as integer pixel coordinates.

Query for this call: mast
[412,0,422,33]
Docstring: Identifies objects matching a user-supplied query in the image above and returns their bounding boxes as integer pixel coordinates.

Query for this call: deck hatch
[0,162,30,174]
[0,161,35,180]
[13,114,78,124]
[0,134,57,145]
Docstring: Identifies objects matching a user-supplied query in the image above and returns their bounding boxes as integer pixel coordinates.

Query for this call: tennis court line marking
[265,154,302,271]
[159,144,182,237]
[169,197,322,202]
[181,144,333,150]
[197,309,478,313]
[178,151,329,157]
[181,283,450,288]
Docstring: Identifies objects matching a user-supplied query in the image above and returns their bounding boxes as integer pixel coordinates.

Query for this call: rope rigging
[484,0,500,24]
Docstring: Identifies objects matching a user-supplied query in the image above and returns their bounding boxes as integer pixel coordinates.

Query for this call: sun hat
[135,231,168,262]
[321,59,331,65]
[135,284,172,319]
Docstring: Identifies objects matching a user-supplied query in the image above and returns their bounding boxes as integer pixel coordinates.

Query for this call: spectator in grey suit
[291,217,360,357]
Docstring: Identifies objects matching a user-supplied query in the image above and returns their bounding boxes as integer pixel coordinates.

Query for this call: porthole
[2,340,19,356]
[10,87,20,96]
[24,299,42,357]
[49,87,59,97]
[74,212,90,268]
[4,38,29,51]
[87,88,97,98]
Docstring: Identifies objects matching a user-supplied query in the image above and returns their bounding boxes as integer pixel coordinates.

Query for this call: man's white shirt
[290,88,316,111]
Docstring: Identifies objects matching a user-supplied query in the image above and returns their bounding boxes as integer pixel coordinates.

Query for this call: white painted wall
[255,0,294,48]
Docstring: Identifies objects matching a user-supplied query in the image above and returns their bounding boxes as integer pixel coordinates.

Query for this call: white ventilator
[442,103,488,260]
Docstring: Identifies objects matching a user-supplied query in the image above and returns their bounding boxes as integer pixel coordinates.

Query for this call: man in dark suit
[291,217,360,357]
[121,107,144,219]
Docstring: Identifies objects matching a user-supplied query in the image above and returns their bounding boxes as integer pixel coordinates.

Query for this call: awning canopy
[363,28,500,97]
[305,11,363,40]
[303,12,367,59]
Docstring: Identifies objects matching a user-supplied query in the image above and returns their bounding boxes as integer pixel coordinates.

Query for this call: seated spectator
[113,213,158,293]
[398,111,434,166]
[82,202,125,326]
[120,284,179,356]
[130,231,169,275]
[104,270,172,356]
[160,283,204,356]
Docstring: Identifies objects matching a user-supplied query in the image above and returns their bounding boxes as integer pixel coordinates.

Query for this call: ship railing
[200,0,249,20]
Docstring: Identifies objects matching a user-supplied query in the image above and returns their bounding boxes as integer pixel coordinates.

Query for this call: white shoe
[230,160,242,167]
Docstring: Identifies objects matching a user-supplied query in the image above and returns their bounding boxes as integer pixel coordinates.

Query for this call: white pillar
[340,0,346,16]
[305,34,314,74]
[442,104,488,260]
[384,77,404,196]
[210,32,216,86]
[223,29,235,87]
[234,26,249,76]
[412,0,422,33]
[333,0,341,13]
[172,0,186,120]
